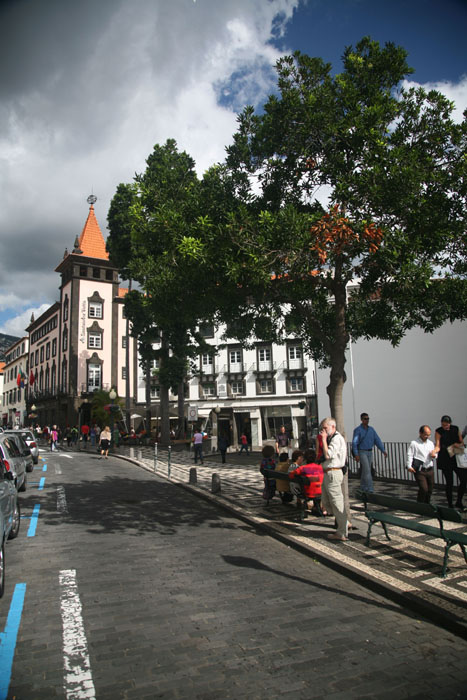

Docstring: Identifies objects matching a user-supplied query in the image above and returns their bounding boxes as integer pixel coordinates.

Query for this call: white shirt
[406,437,435,470]
[322,431,347,469]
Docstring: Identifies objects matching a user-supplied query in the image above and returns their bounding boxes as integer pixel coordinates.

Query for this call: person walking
[320,417,348,541]
[99,426,112,459]
[193,428,204,464]
[407,425,437,503]
[352,412,387,493]
[275,425,290,457]
[239,432,249,454]
[218,433,229,464]
[435,415,465,509]
[50,425,58,451]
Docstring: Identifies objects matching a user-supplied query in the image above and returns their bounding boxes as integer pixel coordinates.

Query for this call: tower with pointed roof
[24,197,134,427]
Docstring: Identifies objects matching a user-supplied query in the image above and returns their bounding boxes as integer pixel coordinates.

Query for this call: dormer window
[89,302,103,319]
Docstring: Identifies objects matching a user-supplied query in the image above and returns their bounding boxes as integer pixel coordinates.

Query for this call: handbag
[411,458,425,472]
[455,449,467,469]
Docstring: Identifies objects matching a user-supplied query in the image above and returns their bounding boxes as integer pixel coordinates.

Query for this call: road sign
[187,406,198,422]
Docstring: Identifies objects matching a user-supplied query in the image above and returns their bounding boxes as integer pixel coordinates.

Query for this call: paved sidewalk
[78,443,467,639]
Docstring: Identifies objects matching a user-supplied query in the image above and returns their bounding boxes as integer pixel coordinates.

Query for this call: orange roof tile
[78,205,109,260]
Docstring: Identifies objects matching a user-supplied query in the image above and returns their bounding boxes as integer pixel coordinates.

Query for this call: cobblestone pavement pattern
[1,446,466,699]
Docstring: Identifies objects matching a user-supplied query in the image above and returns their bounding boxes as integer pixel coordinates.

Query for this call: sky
[1,0,466,337]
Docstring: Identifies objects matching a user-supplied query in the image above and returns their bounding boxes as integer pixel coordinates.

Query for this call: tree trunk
[159,335,171,447]
[326,276,348,437]
[176,380,185,439]
[144,358,152,440]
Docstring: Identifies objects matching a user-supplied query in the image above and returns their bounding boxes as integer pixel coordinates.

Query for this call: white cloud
[0,304,51,337]
[402,75,467,123]
[0,0,300,335]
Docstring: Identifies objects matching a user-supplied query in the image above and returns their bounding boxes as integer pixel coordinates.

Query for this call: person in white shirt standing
[407,425,437,503]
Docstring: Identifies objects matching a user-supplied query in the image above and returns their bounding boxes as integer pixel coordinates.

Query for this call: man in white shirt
[320,417,348,541]
[407,425,436,503]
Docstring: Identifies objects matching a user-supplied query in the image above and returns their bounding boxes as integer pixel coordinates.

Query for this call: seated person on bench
[289,448,325,515]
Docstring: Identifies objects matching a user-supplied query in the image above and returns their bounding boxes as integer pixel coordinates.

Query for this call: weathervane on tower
[87,194,97,207]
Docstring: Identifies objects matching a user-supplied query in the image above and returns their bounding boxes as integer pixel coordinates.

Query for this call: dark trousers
[194,444,203,463]
[414,468,434,503]
[441,465,467,508]
[219,450,226,464]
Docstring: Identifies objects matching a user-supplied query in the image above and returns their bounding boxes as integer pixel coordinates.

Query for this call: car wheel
[33,458,39,465]
[8,501,21,540]
[19,475,27,492]
[26,463,34,473]
[0,541,5,598]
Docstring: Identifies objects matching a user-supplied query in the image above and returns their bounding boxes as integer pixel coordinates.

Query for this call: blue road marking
[0,583,26,700]
[38,477,45,490]
[42,464,47,472]
[27,504,40,537]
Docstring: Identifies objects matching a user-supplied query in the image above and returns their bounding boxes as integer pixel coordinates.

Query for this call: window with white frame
[289,377,304,392]
[89,302,103,319]
[229,349,242,371]
[87,363,102,392]
[88,333,102,349]
[150,385,160,398]
[231,380,244,395]
[259,378,273,394]
[62,327,68,351]
[202,382,216,397]
[122,367,127,379]
[288,345,303,369]
[258,347,272,370]
[201,353,213,369]
[122,336,127,348]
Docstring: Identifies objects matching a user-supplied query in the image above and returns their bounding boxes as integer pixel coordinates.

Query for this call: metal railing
[347,442,453,487]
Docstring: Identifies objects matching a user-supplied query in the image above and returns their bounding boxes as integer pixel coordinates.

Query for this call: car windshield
[20,432,34,440]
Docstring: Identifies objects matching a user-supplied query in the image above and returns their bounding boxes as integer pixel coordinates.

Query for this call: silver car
[5,429,39,466]
[4,432,34,473]
[0,435,27,492]
[0,457,20,597]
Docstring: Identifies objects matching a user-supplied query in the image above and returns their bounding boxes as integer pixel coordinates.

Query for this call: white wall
[316,320,467,442]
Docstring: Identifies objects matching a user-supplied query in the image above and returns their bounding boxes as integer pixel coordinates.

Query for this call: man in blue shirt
[352,413,387,493]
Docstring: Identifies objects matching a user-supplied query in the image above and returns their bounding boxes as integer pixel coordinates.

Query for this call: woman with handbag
[434,415,465,510]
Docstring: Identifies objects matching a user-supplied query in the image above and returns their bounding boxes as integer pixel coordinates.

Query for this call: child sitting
[275,452,293,503]
[288,448,325,515]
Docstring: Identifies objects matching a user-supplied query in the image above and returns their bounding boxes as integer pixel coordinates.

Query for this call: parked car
[0,457,20,597]
[0,435,27,492]
[4,429,39,465]
[3,432,34,473]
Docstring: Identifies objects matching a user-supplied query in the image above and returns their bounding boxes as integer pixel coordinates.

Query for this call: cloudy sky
[1,0,466,337]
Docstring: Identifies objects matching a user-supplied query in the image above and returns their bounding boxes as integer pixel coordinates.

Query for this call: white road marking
[57,486,68,514]
[59,569,96,700]
[55,465,63,475]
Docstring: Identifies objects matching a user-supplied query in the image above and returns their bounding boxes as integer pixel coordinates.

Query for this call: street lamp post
[109,388,117,451]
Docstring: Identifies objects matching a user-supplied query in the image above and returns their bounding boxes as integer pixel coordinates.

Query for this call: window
[30,353,34,368]
[122,367,127,379]
[46,343,50,360]
[40,346,44,362]
[88,333,102,349]
[151,359,159,369]
[199,323,214,338]
[35,350,39,365]
[122,336,127,349]
[201,383,216,397]
[105,269,113,281]
[289,377,304,392]
[288,345,303,369]
[45,366,50,392]
[258,347,272,370]
[80,266,87,276]
[231,380,244,395]
[201,354,213,369]
[88,363,102,392]
[51,364,56,394]
[52,339,57,356]
[62,361,67,391]
[89,302,103,319]
[259,379,273,394]
[93,267,100,279]
[62,327,68,351]
[229,350,242,371]
[150,385,160,398]
[63,295,69,321]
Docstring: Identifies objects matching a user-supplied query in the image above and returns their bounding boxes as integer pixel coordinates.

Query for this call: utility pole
[125,278,132,432]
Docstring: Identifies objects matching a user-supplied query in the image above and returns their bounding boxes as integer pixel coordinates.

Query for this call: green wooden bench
[358,491,467,578]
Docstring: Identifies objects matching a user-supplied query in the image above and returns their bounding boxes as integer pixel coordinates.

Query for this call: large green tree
[107,140,220,444]
[218,37,467,432]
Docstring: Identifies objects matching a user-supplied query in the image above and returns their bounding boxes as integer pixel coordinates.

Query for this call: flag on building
[29,370,35,386]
